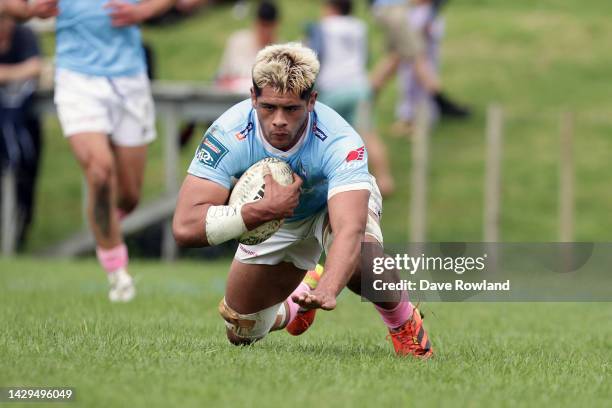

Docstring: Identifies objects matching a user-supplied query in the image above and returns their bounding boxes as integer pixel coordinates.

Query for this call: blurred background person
[0,0,58,21]
[0,12,43,249]
[394,0,445,135]
[174,0,207,14]
[307,0,395,196]
[175,1,279,147]
[369,0,469,121]
[215,0,279,93]
[145,0,208,25]
[28,0,177,302]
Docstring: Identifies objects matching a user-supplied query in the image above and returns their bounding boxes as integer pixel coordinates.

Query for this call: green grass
[1,258,611,407]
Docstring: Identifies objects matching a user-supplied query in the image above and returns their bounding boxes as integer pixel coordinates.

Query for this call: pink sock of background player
[96,244,128,274]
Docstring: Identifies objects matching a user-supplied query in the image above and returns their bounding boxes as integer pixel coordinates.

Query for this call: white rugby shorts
[54,68,156,146]
[235,176,384,271]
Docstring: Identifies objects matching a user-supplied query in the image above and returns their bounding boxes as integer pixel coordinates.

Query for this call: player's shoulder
[310,102,365,167]
[194,100,254,168]
[211,99,256,141]
[312,101,361,144]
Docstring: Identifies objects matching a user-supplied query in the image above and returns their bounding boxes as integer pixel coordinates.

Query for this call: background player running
[28,0,176,302]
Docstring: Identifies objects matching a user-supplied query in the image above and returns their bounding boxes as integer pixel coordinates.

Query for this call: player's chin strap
[205,205,247,245]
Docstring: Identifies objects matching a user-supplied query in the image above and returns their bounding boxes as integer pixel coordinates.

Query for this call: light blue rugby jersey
[56,0,146,77]
[187,100,372,222]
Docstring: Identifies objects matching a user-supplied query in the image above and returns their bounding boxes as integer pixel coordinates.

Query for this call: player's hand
[260,166,302,220]
[28,0,59,19]
[292,290,336,311]
[104,0,149,27]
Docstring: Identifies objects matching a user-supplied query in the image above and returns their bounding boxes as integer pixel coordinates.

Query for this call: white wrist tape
[205,205,247,246]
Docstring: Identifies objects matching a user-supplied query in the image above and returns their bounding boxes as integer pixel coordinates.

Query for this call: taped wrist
[205,205,247,245]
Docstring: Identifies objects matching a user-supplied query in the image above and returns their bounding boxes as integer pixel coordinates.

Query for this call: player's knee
[218,298,279,345]
[86,157,114,190]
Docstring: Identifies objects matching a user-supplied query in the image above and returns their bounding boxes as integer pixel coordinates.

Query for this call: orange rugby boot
[387,307,433,359]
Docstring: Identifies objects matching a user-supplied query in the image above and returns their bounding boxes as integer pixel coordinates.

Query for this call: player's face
[251,86,317,151]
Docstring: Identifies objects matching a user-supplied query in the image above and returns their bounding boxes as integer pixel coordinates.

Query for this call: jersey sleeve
[322,125,372,198]
[187,123,243,190]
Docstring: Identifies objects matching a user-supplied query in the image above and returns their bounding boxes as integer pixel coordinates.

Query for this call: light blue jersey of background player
[188,100,372,222]
[56,0,146,77]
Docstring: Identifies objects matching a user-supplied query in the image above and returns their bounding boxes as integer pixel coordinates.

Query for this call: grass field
[1,258,611,407]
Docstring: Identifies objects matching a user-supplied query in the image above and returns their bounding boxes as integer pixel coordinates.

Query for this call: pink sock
[96,244,128,274]
[374,293,414,330]
[284,282,310,325]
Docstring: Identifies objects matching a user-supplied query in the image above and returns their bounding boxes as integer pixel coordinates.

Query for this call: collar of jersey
[254,111,311,159]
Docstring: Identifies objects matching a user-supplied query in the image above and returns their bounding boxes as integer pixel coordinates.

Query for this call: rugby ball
[229,157,294,245]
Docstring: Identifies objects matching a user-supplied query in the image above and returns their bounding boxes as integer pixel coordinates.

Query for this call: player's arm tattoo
[94,183,112,238]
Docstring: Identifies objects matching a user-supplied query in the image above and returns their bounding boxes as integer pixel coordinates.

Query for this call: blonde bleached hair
[252,42,320,99]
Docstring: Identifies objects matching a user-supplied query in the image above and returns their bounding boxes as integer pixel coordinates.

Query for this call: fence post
[81,177,88,228]
[484,104,503,243]
[161,105,180,261]
[559,111,574,242]
[483,105,503,271]
[410,100,431,244]
[1,168,18,255]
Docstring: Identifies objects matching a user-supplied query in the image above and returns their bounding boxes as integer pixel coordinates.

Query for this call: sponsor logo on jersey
[196,132,229,168]
[235,121,253,141]
[204,139,221,154]
[345,146,365,162]
[312,119,328,141]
